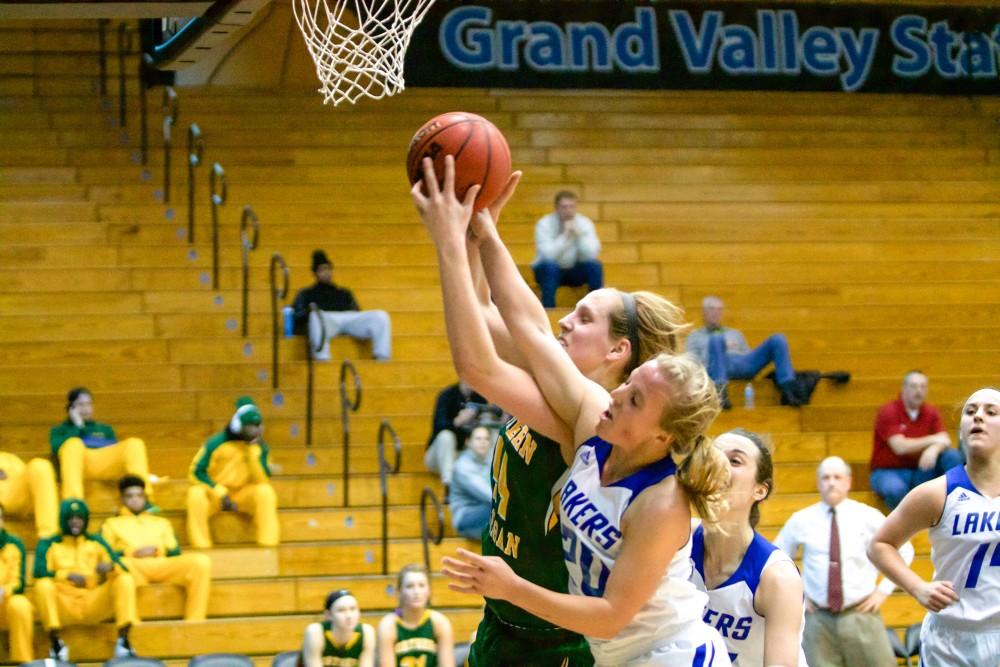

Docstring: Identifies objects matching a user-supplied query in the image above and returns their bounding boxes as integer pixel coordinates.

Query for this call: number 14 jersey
[928,465,1000,628]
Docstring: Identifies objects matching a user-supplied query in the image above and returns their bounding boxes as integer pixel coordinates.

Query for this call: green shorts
[467,606,594,667]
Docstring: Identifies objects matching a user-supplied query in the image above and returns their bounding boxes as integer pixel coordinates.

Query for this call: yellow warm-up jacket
[101,508,182,559]
[0,530,26,595]
[189,431,272,499]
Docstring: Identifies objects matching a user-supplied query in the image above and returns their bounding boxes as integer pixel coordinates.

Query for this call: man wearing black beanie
[291,249,392,361]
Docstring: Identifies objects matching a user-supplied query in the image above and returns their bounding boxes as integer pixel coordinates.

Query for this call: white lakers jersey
[689,524,808,666]
[926,465,1000,628]
[556,436,708,665]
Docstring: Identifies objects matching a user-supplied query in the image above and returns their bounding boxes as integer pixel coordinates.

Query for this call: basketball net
[293,0,436,106]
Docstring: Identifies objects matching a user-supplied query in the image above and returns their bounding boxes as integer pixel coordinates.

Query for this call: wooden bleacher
[1,16,998,662]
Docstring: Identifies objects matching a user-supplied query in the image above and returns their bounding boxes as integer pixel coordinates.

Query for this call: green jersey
[393,611,437,667]
[49,419,117,454]
[482,417,572,630]
[321,621,365,666]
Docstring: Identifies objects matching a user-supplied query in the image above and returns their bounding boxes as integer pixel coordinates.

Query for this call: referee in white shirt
[774,456,915,667]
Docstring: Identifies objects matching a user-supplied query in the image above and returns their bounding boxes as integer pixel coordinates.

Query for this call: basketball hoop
[293,0,436,106]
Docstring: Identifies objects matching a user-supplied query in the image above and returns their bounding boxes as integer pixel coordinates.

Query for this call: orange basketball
[406,112,512,211]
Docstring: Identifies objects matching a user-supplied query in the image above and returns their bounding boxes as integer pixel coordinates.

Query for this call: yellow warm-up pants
[0,458,58,537]
[0,593,33,662]
[123,554,212,621]
[58,437,151,500]
[34,573,139,630]
[186,483,279,548]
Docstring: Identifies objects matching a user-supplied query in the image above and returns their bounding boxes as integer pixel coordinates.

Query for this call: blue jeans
[532,259,603,308]
[454,503,491,540]
[870,447,965,509]
[706,333,795,387]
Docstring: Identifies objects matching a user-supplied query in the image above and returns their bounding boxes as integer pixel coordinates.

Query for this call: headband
[619,290,641,373]
[324,588,353,611]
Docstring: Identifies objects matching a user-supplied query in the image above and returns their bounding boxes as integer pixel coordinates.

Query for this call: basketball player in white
[869,387,1000,667]
[414,156,731,666]
[689,429,808,667]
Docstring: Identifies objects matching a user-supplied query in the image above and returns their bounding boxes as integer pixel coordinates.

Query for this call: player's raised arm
[411,156,573,446]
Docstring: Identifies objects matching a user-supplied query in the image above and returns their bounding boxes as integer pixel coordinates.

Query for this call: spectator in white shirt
[773,456,914,667]
[531,190,602,308]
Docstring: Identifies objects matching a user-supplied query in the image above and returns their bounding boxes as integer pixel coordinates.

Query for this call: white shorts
[599,622,731,667]
[920,614,1000,667]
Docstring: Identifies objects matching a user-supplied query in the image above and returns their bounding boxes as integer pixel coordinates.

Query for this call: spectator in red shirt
[869,370,963,509]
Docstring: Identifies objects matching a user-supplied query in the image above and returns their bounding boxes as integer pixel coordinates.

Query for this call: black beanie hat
[311,249,332,272]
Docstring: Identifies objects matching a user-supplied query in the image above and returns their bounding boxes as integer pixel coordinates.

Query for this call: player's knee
[7,594,32,617]
[59,438,84,457]
[254,483,277,507]
[34,578,54,596]
[27,457,55,477]
[187,485,210,508]
[191,553,212,573]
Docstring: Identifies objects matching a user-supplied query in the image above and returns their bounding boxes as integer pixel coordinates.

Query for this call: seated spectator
[774,457,912,667]
[870,370,963,510]
[101,475,211,621]
[50,387,155,501]
[292,249,392,361]
[35,498,138,660]
[0,504,34,663]
[532,190,603,308]
[450,426,493,540]
[425,381,502,494]
[685,296,804,408]
[377,564,454,667]
[186,397,279,548]
[302,589,375,667]
[0,449,58,538]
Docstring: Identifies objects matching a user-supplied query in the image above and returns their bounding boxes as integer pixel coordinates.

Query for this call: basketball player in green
[412,160,688,666]
[302,589,375,667]
[377,564,454,667]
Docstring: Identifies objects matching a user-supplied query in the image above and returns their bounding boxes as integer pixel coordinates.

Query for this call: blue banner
[404,2,1000,94]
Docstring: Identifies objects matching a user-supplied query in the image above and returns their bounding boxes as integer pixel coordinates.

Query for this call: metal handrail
[138,54,152,166]
[98,20,109,98]
[209,162,227,289]
[377,420,402,575]
[339,360,362,506]
[162,87,178,203]
[186,123,203,243]
[240,206,260,337]
[419,487,445,572]
[117,23,133,128]
[305,302,326,445]
[269,253,289,390]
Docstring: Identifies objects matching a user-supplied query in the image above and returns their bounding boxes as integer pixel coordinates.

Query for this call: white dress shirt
[532,212,601,269]
[773,497,915,609]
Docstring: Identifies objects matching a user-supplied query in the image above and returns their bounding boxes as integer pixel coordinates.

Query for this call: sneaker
[50,638,68,660]
[779,382,806,407]
[114,636,135,657]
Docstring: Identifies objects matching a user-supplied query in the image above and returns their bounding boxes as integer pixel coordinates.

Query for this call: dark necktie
[828,507,844,613]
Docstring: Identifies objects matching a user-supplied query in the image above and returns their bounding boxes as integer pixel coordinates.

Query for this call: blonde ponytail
[654,353,730,524]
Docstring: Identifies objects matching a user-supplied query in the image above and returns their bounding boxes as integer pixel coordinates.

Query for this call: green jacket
[49,419,117,455]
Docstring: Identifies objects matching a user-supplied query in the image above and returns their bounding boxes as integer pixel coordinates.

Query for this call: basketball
[406,112,512,210]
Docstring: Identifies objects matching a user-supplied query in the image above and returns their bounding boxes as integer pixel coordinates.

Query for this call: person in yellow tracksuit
[34,498,139,660]
[0,505,34,662]
[0,450,58,538]
[50,387,155,502]
[186,397,279,548]
[102,475,212,621]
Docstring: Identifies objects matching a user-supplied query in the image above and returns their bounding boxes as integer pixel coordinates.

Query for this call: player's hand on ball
[914,580,958,611]
[412,155,480,243]
[442,548,518,601]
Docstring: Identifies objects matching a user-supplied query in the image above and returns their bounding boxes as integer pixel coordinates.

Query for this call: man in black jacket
[425,381,502,493]
[292,249,392,360]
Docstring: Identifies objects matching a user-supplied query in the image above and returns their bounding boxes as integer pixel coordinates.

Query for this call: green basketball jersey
[482,417,572,630]
[394,611,437,667]
[321,621,364,666]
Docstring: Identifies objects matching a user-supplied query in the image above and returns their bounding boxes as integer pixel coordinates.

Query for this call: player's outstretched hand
[486,171,522,226]
[411,155,479,244]
[442,548,518,601]
[914,580,958,611]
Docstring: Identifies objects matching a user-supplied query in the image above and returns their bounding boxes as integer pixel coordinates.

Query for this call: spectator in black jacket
[425,381,502,494]
[292,250,392,360]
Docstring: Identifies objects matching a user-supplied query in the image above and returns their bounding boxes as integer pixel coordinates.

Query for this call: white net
[293,0,436,106]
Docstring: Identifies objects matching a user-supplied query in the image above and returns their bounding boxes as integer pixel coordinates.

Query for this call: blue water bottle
[282,306,295,337]
[743,383,755,409]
